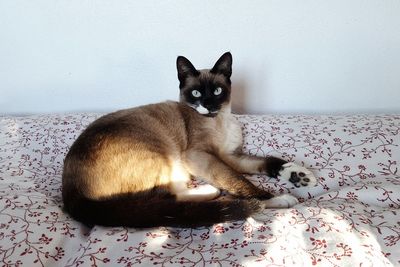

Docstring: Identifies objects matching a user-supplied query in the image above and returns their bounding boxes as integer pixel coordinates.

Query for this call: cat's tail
[64,195,268,228]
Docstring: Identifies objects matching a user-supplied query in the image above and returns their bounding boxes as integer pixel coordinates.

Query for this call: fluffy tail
[64,195,265,228]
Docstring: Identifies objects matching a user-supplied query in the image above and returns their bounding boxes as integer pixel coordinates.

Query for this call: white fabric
[0,114,399,266]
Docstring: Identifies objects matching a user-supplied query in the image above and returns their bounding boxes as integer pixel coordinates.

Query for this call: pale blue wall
[1,0,400,114]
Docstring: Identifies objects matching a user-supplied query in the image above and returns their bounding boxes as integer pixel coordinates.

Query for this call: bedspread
[0,114,399,266]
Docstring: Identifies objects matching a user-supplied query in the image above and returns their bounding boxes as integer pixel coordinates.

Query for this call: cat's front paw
[279,163,317,187]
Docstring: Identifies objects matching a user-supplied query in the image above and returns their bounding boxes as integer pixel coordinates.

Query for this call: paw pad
[279,163,317,187]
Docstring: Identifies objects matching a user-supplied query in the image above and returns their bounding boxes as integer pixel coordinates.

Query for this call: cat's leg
[168,160,221,202]
[221,154,266,174]
[183,150,274,199]
[222,154,317,187]
[274,162,317,187]
[175,184,221,202]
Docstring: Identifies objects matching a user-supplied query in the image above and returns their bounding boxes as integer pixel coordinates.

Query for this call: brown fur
[62,52,289,228]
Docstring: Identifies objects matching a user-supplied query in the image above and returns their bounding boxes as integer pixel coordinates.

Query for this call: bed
[0,113,399,266]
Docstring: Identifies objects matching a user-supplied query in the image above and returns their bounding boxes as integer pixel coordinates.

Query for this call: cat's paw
[278,163,317,187]
[261,194,299,208]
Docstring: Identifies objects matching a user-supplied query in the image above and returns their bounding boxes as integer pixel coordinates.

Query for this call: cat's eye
[191,90,201,98]
[214,87,223,95]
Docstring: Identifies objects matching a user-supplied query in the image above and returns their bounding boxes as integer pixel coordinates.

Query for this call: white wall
[1,0,400,115]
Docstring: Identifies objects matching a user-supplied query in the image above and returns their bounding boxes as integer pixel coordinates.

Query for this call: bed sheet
[0,114,399,266]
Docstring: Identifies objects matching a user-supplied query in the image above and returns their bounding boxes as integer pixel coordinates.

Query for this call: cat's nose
[202,102,213,110]
[203,98,216,108]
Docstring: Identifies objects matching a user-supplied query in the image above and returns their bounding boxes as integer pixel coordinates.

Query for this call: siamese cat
[62,52,317,228]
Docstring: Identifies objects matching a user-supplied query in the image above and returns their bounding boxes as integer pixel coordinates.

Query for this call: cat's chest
[218,115,243,153]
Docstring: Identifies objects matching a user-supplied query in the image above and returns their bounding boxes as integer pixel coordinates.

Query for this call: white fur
[175,184,220,201]
[261,194,299,208]
[169,159,221,201]
[196,105,209,114]
[169,160,191,193]
[278,162,317,187]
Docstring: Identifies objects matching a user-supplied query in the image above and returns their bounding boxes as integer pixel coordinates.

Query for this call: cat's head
[176,52,232,117]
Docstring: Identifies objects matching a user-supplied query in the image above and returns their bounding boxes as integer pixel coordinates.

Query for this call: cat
[62,52,317,228]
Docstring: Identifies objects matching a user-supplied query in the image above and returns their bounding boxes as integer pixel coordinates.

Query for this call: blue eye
[214,87,222,95]
[192,90,201,98]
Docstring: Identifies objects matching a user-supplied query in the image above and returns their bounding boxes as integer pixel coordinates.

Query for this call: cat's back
[95,100,183,127]
[67,101,190,160]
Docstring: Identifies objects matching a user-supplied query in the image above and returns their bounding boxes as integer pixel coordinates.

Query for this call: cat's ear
[176,56,199,83]
[211,52,232,78]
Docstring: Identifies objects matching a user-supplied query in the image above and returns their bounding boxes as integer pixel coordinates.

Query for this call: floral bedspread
[0,113,399,266]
